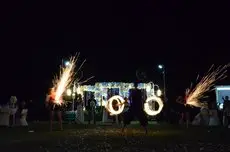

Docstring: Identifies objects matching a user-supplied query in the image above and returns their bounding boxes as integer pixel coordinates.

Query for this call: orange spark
[185,64,230,107]
[50,53,94,105]
[52,56,76,105]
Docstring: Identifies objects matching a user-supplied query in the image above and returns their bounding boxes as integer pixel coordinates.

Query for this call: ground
[0,122,230,152]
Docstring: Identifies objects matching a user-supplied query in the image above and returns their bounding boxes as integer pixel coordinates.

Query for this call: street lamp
[157,64,166,103]
[158,65,163,69]
[65,61,70,67]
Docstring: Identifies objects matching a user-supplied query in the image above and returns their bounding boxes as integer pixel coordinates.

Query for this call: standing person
[223,96,230,127]
[19,101,28,126]
[88,95,96,124]
[176,96,190,126]
[122,82,148,134]
[112,99,119,124]
[9,96,18,126]
[16,101,26,122]
[117,97,130,125]
[209,102,220,126]
[77,94,84,123]
[102,96,107,123]
[45,88,63,131]
[200,102,210,126]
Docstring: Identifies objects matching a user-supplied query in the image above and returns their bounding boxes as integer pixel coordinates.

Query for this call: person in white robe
[209,103,220,126]
[192,103,209,126]
[18,101,28,126]
[9,96,18,126]
[200,104,210,126]
[20,109,28,126]
[0,103,10,127]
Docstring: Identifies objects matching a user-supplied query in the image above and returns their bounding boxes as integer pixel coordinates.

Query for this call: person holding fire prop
[46,88,63,131]
[176,96,190,127]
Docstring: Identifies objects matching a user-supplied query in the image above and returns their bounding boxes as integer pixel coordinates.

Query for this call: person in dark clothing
[117,97,130,124]
[112,99,118,124]
[176,96,190,126]
[88,94,96,124]
[45,88,63,131]
[122,82,148,134]
[223,96,230,127]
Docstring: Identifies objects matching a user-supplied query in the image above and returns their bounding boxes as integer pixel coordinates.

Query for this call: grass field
[0,122,230,152]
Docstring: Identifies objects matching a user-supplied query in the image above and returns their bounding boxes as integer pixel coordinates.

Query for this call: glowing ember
[185,64,230,107]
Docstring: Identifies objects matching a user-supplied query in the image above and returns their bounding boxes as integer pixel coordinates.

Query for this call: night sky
[1,1,230,103]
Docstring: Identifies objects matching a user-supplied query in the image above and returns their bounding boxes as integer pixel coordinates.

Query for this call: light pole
[158,64,166,103]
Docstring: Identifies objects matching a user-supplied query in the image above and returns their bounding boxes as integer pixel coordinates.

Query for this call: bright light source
[146,85,151,92]
[76,87,81,94]
[65,61,70,66]
[219,103,223,109]
[102,101,106,106]
[216,87,230,91]
[73,84,76,93]
[144,96,164,116]
[66,89,72,96]
[156,89,162,96]
[158,65,163,69]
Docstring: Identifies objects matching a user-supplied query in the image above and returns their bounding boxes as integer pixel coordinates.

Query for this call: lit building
[77,82,161,107]
[215,85,230,110]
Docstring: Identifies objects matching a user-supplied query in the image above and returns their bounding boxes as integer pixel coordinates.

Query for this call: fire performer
[88,94,96,125]
[223,96,230,127]
[117,97,130,124]
[122,82,148,134]
[46,54,95,130]
[176,95,190,126]
[46,88,63,131]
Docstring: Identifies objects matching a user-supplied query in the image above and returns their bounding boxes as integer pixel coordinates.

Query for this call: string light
[156,89,162,96]
[66,89,72,96]
[146,85,151,92]
[78,82,164,116]
[76,86,81,95]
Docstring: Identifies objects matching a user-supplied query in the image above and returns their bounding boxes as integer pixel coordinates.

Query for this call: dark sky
[1,1,230,102]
